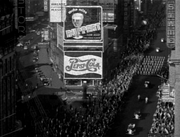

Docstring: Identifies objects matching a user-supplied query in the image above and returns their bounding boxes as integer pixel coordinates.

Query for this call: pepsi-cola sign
[64,52,103,79]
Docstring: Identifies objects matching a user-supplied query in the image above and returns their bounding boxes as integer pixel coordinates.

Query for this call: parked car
[161,38,165,43]
[30,30,36,33]
[156,47,160,52]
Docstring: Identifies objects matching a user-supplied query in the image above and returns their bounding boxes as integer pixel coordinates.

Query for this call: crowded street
[1,0,176,137]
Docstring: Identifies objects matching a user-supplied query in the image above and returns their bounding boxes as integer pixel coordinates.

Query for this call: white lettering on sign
[65,22,101,38]
[66,58,100,72]
[18,0,26,35]
[166,0,175,49]
[50,0,66,22]
[64,54,102,76]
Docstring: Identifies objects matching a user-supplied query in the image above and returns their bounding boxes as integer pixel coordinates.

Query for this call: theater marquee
[166,0,175,49]
[64,52,103,79]
[64,6,103,42]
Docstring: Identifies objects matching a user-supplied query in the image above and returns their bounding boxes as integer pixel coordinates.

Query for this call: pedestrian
[137,94,141,101]
[145,97,148,104]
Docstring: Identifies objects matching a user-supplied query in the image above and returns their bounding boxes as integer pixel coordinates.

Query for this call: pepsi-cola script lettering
[66,58,100,72]
[66,22,101,38]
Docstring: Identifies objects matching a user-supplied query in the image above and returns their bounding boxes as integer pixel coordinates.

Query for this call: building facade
[0,0,20,136]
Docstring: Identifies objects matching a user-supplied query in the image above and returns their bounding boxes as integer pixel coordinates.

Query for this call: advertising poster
[64,6,103,42]
[50,0,66,22]
[166,0,175,49]
[64,52,103,79]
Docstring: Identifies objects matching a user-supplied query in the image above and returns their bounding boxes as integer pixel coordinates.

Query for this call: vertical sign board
[50,0,66,22]
[57,23,64,50]
[44,0,48,12]
[124,0,129,34]
[64,6,103,48]
[102,1,116,23]
[17,0,26,36]
[166,0,175,49]
[64,52,103,79]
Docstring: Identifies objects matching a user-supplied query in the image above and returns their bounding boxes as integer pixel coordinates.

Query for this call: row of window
[1,54,16,77]
[0,114,16,136]
[0,25,13,36]
[0,74,16,120]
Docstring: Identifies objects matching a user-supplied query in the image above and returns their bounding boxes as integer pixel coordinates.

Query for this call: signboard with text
[64,52,103,79]
[103,12,114,23]
[44,0,48,12]
[166,0,175,49]
[16,0,26,36]
[50,0,66,22]
[64,6,103,44]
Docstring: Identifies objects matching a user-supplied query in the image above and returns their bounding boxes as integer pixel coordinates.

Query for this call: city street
[105,18,170,137]
[16,34,65,102]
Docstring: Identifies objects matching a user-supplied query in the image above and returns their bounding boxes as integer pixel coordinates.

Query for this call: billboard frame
[63,51,103,79]
[63,6,103,45]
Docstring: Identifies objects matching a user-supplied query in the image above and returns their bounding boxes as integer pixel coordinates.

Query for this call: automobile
[144,81,150,88]
[17,43,23,47]
[32,59,37,62]
[35,69,39,73]
[36,31,40,35]
[38,73,44,76]
[29,30,36,33]
[23,46,28,50]
[156,47,160,52]
[40,77,46,81]
[32,45,38,50]
[33,58,38,62]
[43,81,49,86]
[161,38,165,43]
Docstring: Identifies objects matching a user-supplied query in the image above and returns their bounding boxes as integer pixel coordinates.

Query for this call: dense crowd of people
[149,101,174,136]
[37,52,144,137]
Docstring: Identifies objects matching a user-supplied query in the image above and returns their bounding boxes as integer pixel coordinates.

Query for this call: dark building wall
[0,0,19,137]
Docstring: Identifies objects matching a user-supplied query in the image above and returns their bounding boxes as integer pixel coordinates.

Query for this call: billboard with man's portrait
[64,6,103,42]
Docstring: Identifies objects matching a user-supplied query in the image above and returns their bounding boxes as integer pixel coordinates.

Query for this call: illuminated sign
[166,0,175,49]
[50,0,66,22]
[103,12,114,22]
[26,17,35,21]
[17,0,26,36]
[64,52,103,79]
[64,6,103,42]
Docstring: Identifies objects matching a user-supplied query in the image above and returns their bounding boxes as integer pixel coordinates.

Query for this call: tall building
[0,0,20,136]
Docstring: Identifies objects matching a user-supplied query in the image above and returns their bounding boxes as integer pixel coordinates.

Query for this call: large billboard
[50,0,66,22]
[166,0,175,49]
[64,6,103,44]
[64,52,103,79]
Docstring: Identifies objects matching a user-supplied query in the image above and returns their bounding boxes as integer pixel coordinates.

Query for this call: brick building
[0,0,20,136]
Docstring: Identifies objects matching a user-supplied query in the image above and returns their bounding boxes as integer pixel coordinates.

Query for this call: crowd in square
[22,2,169,137]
